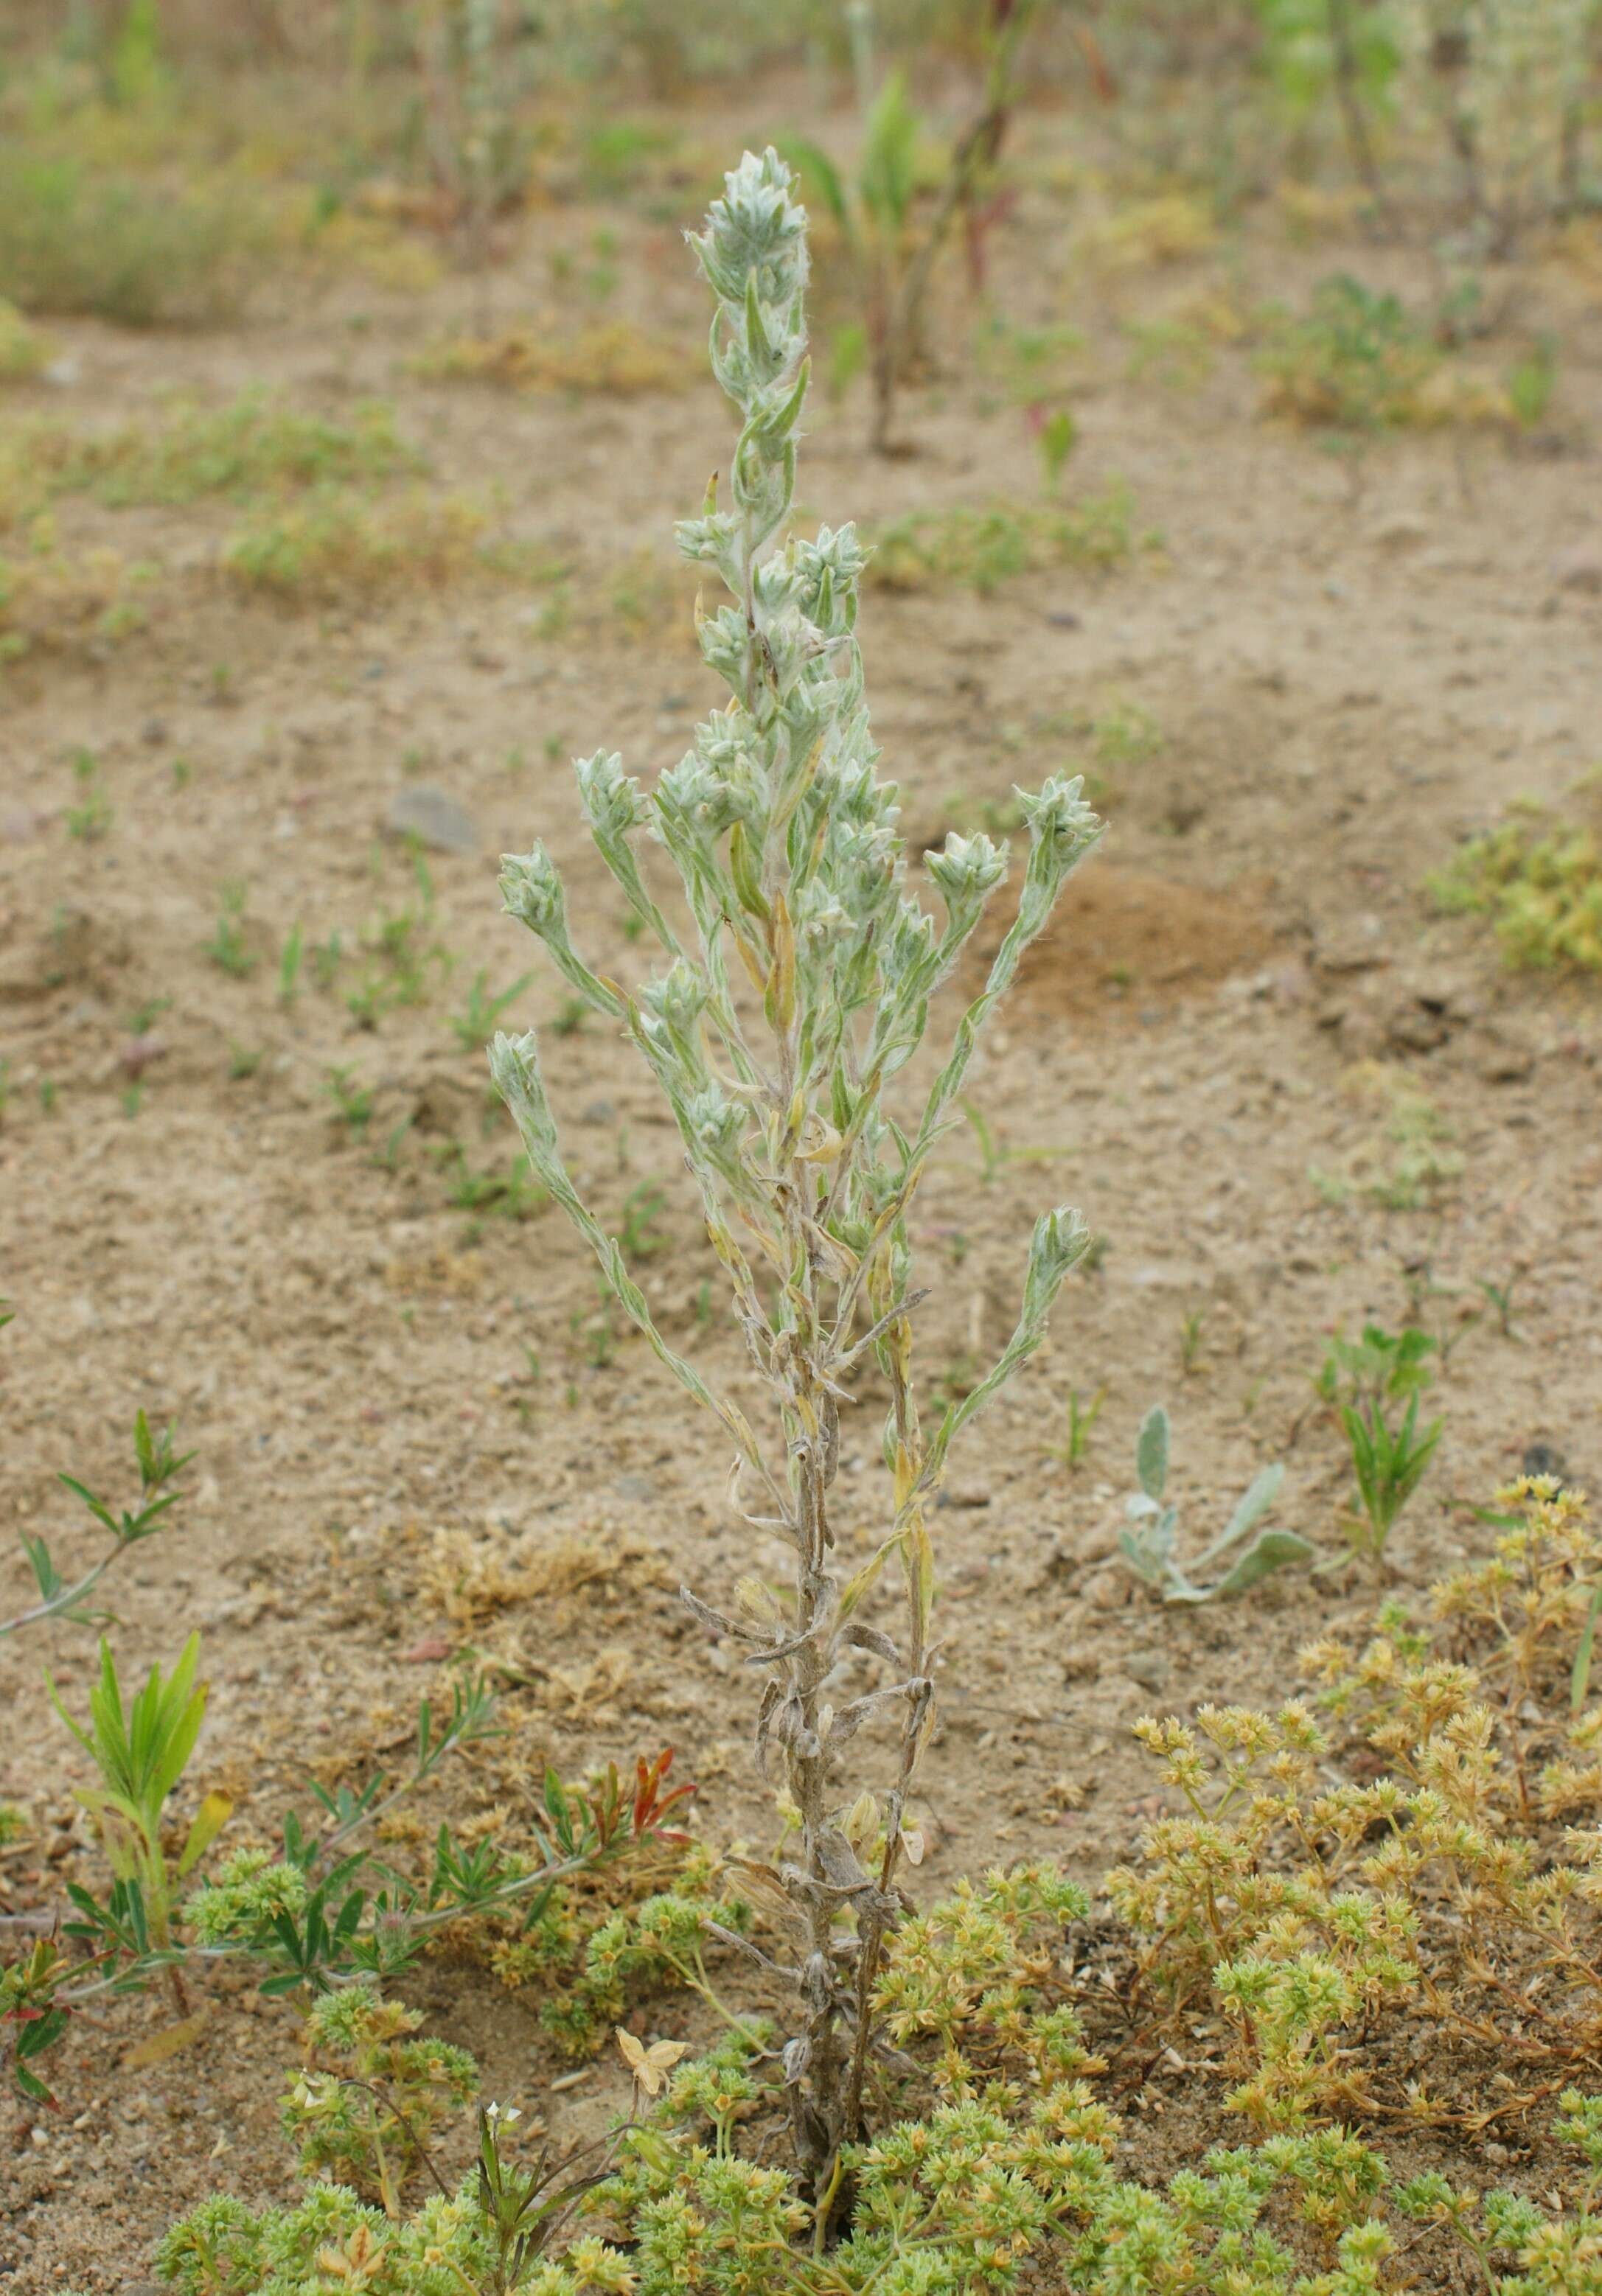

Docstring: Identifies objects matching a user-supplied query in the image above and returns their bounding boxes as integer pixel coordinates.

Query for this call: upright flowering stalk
[490,148,1101,2190]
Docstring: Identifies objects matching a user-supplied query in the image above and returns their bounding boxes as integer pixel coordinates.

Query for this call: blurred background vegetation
[0,0,1591,304]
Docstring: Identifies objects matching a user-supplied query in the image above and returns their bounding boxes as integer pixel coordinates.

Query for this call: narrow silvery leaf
[1136,1406,1169,1504]
[1202,1529,1314,1602]
[1192,1464,1285,1571]
[919,1207,1087,1493]
[1118,1527,1165,1591]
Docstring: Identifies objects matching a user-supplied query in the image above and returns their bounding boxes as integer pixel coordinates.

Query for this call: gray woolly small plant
[1119,1403,1312,1604]
[490,147,1101,2194]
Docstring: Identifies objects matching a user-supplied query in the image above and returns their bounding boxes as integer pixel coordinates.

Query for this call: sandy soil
[2,94,1601,2286]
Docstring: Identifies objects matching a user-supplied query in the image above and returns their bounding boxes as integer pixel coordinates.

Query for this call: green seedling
[1118,1405,1312,1603]
[1,1935,74,2106]
[1507,337,1557,431]
[1398,1260,1484,1367]
[127,995,172,1036]
[371,1118,414,1174]
[1261,274,1437,441]
[450,967,534,1051]
[310,932,344,990]
[278,921,304,1009]
[64,748,111,842]
[619,1181,669,1260]
[1314,1322,1436,1414]
[961,1098,1073,1184]
[46,1634,230,2008]
[1340,1392,1443,1576]
[344,974,386,1030]
[570,1286,620,1373]
[206,881,257,977]
[471,2105,613,2292]
[4,1410,192,1639]
[325,1065,375,1136]
[1038,407,1076,487]
[1047,1385,1104,1470]
[347,905,446,1027]
[442,1144,548,1221]
[1573,1585,1602,1714]
[1475,1274,1522,1340]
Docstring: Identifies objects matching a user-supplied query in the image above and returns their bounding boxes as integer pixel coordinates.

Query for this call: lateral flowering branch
[490,147,1101,2191]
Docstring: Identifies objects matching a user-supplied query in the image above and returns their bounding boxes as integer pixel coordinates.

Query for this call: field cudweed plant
[490,147,1100,2191]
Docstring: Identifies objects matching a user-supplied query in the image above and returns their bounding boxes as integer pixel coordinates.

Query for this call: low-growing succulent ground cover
[2,10,1602,2288]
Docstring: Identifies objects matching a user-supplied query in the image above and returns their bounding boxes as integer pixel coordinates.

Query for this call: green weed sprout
[46,1633,230,2007]
[4,1408,191,1638]
[1047,1383,1104,1470]
[470,2101,616,2289]
[490,147,1099,2190]
[206,879,257,977]
[63,747,111,842]
[1038,406,1078,487]
[450,966,534,1050]
[1119,1404,1312,1603]
[1314,1322,1437,1415]
[1340,1392,1443,1576]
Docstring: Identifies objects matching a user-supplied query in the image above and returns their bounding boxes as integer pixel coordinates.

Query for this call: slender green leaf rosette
[490,148,1101,2189]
